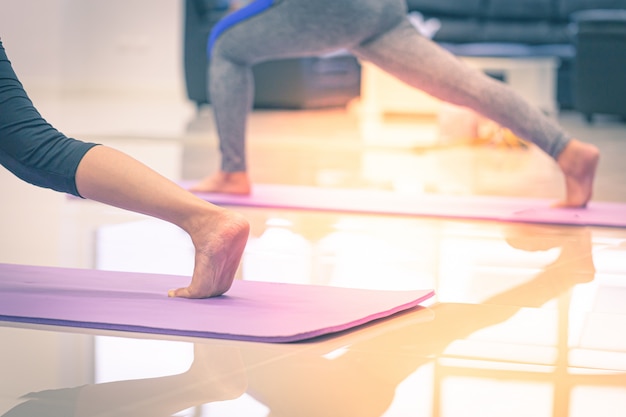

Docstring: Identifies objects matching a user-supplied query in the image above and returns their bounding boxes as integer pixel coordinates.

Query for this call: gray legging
[210,0,571,172]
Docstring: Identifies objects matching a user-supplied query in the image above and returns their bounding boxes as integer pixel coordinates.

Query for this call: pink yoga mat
[186,183,626,228]
[0,263,434,343]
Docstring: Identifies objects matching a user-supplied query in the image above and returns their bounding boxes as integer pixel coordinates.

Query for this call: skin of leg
[1,38,249,297]
[189,170,252,195]
[75,145,250,298]
[554,139,599,208]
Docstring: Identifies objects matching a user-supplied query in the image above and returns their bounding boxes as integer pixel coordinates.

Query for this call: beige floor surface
[1,92,625,417]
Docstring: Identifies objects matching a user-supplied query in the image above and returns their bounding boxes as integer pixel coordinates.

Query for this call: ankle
[557,139,599,175]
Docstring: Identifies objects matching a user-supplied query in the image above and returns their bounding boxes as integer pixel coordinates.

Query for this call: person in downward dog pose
[192,0,599,208]
[0,38,249,298]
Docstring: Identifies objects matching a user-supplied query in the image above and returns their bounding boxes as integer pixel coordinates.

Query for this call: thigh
[350,19,479,98]
[212,0,407,64]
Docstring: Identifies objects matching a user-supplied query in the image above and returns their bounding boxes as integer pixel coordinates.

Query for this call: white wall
[0,0,66,89]
[0,0,186,98]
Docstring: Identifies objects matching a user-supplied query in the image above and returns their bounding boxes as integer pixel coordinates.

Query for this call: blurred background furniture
[183,0,229,108]
[183,0,361,110]
[183,0,626,114]
[250,54,361,109]
[571,9,626,122]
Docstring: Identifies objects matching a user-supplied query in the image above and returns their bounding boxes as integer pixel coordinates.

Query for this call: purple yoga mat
[0,263,434,343]
[186,183,626,228]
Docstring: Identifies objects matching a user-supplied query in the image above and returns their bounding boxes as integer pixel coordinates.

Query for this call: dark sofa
[571,8,626,120]
[183,0,361,110]
[406,0,626,114]
[184,0,626,114]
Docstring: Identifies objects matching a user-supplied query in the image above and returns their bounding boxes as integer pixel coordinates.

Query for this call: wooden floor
[1,93,626,417]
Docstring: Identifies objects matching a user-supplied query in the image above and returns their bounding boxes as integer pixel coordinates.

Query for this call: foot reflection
[3,343,246,417]
[4,227,623,417]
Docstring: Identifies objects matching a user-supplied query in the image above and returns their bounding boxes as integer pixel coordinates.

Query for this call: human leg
[198,0,598,205]
[554,139,599,207]
[1,39,249,297]
[192,0,406,194]
[349,18,599,206]
[75,146,249,298]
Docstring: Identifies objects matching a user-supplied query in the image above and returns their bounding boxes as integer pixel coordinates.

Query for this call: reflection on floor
[1,93,626,417]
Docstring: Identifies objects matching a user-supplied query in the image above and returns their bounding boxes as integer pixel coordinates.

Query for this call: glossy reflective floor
[1,92,626,417]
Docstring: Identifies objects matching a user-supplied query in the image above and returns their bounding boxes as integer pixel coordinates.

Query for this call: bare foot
[189,171,252,195]
[169,208,250,298]
[554,139,600,208]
